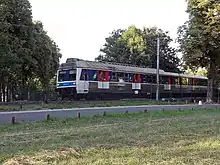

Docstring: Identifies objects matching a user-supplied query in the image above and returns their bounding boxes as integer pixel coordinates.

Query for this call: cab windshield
[69,70,76,81]
[58,69,76,82]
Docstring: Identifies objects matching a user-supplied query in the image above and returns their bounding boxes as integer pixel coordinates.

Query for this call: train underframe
[56,87,207,102]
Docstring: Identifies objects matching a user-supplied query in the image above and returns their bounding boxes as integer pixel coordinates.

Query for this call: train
[56,58,209,101]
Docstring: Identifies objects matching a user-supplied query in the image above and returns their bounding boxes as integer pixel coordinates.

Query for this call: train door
[168,76,171,90]
[98,70,110,89]
[164,76,171,90]
[192,78,195,91]
[132,73,141,93]
[76,68,89,94]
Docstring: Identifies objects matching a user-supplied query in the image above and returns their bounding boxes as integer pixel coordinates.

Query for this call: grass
[0,99,190,111]
[1,109,220,164]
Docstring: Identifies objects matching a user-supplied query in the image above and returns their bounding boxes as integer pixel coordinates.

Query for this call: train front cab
[56,69,77,100]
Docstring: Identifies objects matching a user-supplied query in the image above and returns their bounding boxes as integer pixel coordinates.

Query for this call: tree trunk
[0,84,2,102]
[10,86,13,102]
[7,84,13,102]
[206,61,216,103]
[2,84,5,102]
[43,83,49,104]
[6,85,9,102]
[207,79,213,103]
[28,90,30,101]
[21,77,25,100]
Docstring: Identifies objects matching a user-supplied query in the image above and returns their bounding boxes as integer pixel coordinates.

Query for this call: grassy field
[0,99,189,111]
[1,109,220,165]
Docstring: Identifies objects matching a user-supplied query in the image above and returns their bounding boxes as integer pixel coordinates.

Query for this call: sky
[29,0,189,64]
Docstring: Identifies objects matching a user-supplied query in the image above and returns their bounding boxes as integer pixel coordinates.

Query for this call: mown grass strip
[0,99,191,111]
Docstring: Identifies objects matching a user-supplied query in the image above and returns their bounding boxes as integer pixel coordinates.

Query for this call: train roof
[59,58,208,80]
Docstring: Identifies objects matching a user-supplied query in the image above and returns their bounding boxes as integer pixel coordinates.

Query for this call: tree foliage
[185,67,207,77]
[96,26,181,73]
[177,0,220,102]
[0,0,61,102]
[96,29,130,64]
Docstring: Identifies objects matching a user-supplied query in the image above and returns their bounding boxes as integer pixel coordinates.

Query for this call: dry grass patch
[4,148,81,165]
[5,144,220,165]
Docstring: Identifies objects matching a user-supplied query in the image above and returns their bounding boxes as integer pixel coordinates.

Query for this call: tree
[0,0,62,102]
[0,0,34,101]
[177,0,220,102]
[121,26,147,66]
[32,21,61,103]
[96,29,130,64]
[142,27,181,72]
[96,26,181,73]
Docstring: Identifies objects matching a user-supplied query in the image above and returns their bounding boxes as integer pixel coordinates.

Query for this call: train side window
[188,78,192,85]
[132,74,141,83]
[193,79,196,85]
[117,72,125,81]
[69,70,76,81]
[84,70,88,81]
[146,75,152,83]
[142,74,146,83]
[58,71,66,82]
[112,72,117,81]
[98,71,110,81]
[80,69,84,80]
[80,69,88,81]
[152,75,156,84]
[172,77,179,85]
[99,71,105,81]
[128,73,132,82]
[196,79,206,86]
[176,78,179,85]
[88,70,97,81]
[135,74,141,83]
[159,76,162,84]
[132,74,137,83]
[171,77,175,84]
[165,76,169,84]
[136,74,139,82]
[109,71,112,81]
[182,78,187,85]
[124,73,129,82]
[160,76,166,84]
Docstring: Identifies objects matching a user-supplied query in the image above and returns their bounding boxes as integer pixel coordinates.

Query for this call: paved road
[0,104,220,124]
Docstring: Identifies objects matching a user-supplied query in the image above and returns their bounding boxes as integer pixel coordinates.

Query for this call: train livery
[56,58,208,101]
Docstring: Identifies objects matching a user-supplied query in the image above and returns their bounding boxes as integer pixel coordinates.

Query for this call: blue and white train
[56,58,208,101]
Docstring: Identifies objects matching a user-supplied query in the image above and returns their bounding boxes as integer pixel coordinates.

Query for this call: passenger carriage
[56,58,208,101]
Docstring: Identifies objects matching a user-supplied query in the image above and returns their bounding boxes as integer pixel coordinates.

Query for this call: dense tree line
[0,0,61,102]
[96,26,181,73]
